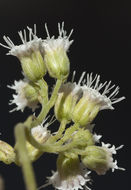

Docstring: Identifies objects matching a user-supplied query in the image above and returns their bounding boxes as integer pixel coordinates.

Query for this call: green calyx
[55,92,78,122]
[44,48,70,80]
[81,146,108,175]
[72,128,95,149]
[20,51,47,82]
[23,82,39,106]
[72,97,100,126]
[57,153,80,179]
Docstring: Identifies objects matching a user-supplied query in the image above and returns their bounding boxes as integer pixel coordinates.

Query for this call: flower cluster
[0,23,125,190]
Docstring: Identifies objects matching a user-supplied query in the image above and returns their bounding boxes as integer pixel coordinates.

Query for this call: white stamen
[77,73,125,110]
[24,29,27,43]
[43,22,73,53]
[45,23,50,39]
[101,142,125,173]
[78,72,86,85]
[0,25,42,57]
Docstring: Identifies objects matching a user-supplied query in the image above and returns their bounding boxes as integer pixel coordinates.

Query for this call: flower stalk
[14,123,37,190]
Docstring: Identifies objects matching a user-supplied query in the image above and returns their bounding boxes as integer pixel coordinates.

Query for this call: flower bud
[23,82,39,105]
[0,140,15,164]
[72,128,95,149]
[55,83,82,122]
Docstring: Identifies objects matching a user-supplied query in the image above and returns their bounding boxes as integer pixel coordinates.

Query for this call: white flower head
[101,142,125,173]
[31,119,51,143]
[76,72,125,110]
[39,165,91,190]
[0,25,42,57]
[43,22,74,53]
[8,79,38,112]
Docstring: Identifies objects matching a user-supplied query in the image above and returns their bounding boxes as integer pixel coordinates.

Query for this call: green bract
[20,51,46,82]
[81,146,110,175]
[44,49,70,80]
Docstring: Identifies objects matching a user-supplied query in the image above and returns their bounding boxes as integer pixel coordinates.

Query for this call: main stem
[55,123,80,146]
[15,124,37,190]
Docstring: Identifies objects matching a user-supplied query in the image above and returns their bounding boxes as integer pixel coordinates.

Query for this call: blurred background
[0,0,130,190]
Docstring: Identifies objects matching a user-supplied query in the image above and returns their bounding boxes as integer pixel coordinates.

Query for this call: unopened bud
[0,140,15,164]
[72,128,95,149]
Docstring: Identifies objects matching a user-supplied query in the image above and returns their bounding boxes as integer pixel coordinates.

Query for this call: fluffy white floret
[101,142,125,173]
[39,165,91,190]
[8,79,38,112]
[43,22,73,53]
[0,25,42,57]
[73,71,125,110]
[31,123,50,143]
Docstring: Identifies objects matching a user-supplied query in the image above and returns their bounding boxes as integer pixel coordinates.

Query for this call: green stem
[55,123,80,146]
[37,79,48,105]
[15,124,37,190]
[32,79,62,127]
[25,124,80,153]
[25,127,57,153]
[47,119,67,143]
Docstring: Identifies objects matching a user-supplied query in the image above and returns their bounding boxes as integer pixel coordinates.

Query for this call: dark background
[0,0,130,190]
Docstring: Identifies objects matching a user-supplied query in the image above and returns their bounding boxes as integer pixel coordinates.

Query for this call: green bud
[72,97,100,126]
[72,128,95,149]
[81,146,109,175]
[0,140,15,164]
[23,82,39,106]
[20,51,47,82]
[44,48,70,80]
[57,154,80,179]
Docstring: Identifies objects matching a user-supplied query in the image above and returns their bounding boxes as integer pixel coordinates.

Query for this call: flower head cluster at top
[0,23,125,190]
